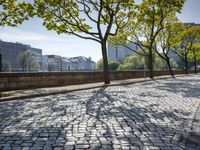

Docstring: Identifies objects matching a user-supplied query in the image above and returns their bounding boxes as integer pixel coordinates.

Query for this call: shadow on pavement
[0,76,200,149]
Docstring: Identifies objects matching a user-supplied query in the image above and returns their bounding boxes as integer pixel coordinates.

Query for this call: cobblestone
[0,75,200,149]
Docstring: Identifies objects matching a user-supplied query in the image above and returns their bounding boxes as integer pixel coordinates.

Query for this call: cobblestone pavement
[1,75,200,150]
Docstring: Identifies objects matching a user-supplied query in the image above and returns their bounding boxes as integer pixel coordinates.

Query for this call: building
[47,55,62,71]
[42,55,48,71]
[46,55,96,71]
[61,57,70,71]
[108,43,139,61]
[168,51,179,63]
[63,56,96,71]
[0,40,42,72]
[28,47,42,69]
[184,22,200,26]
[0,40,27,71]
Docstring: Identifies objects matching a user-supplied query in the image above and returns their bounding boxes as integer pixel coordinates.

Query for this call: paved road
[0,75,200,150]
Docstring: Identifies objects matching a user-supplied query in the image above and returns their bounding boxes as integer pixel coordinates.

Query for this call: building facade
[47,55,62,71]
[108,43,138,61]
[0,41,26,71]
[47,55,96,71]
[62,56,96,71]
[0,40,42,72]
[42,55,49,72]
[28,47,42,70]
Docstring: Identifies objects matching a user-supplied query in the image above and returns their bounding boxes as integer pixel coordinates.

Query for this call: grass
[0,92,15,98]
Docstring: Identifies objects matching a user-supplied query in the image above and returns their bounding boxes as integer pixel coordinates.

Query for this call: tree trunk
[166,58,174,77]
[194,57,197,74]
[185,56,188,74]
[148,48,153,79]
[101,41,110,84]
[193,50,197,74]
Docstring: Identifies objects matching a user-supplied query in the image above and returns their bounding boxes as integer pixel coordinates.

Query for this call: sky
[0,0,200,62]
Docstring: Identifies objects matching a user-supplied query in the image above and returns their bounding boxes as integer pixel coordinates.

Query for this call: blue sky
[0,0,199,62]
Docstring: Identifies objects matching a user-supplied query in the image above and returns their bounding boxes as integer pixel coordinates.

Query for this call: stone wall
[0,70,196,91]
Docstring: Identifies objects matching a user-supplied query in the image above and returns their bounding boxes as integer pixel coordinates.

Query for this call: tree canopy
[0,0,34,26]
[155,17,184,76]
[34,0,135,84]
[110,0,186,78]
[173,25,200,73]
[0,0,34,72]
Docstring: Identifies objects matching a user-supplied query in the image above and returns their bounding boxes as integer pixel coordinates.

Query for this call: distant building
[61,58,70,71]
[64,56,96,71]
[42,55,48,71]
[0,40,42,72]
[108,43,139,61]
[168,51,179,63]
[47,55,62,71]
[28,47,42,69]
[184,22,200,26]
[40,54,98,72]
[91,61,96,70]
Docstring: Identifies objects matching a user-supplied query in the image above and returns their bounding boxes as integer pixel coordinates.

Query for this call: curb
[185,101,200,144]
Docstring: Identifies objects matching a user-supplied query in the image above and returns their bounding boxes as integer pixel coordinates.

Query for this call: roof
[62,56,92,64]
[184,22,200,26]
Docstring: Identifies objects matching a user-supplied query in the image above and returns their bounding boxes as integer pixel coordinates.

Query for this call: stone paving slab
[0,75,200,149]
[185,101,200,144]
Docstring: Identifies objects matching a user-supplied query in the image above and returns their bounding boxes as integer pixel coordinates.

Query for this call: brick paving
[0,75,200,149]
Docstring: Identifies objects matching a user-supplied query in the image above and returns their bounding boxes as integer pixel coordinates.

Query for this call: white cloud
[0,32,44,42]
[0,28,77,43]
[0,28,102,62]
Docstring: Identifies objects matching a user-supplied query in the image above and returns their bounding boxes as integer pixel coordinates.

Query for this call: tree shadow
[0,78,200,149]
[154,77,200,98]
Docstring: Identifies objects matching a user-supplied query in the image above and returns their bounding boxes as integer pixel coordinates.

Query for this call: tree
[2,60,11,72]
[118,62,135,71]
[125,55,143,69]
[154,55,166,70]
[109,60,120,71]
[0,0,34,72]
[111,0,185,78]
[117,52,178,71]
[170,59,179,69]
[189,27,200,73]
[18,51,40,72]
[188,43,200,73]
[194,46,200,71]
[173,25,200,74]
[96,59,103,70]
[136,0,185,78]
[156,18,184,76]
[34,0,134,84]
[96,59,120,71]
[117,54,145,71]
